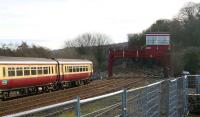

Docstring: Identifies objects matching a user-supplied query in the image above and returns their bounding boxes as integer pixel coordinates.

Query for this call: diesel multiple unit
[0,56,93,100]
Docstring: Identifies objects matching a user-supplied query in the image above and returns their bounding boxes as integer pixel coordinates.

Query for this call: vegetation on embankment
[128,2,200,75]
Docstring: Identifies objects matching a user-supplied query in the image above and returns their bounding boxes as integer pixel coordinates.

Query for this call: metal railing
[4,75,200,117]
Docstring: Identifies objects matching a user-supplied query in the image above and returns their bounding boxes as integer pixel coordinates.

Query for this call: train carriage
[0,56,93,100]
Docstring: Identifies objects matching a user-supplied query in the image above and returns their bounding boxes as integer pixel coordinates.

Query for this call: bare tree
[177,2,200,22]
[65,33,112,70]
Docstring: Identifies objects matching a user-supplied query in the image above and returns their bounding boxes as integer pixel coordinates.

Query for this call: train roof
[0,56,92,64]
[0,56,56,64]
[57,59,92,64]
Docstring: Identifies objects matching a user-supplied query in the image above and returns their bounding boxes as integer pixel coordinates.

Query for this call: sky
[0,0,200,49]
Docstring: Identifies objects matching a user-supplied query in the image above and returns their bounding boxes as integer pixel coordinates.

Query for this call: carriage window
[37,67,43,75]
[52,67,54,74]
[31,67,37,75]
[55,66,57,73]
[86,66,88,71]
[73,66,76,72]
[76,66,79,72]
[80,66,83,72]
[65,66,67,72]
[43,67,48,74]
[16,67,23,76]
[3,67,6,77]
[24,67,30,76]
[83,66,86,71]
[49,67,51,74]
[8,67,15,76]
[68,66,72,72]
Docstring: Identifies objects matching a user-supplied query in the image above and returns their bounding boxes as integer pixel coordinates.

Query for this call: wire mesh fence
[127,87,147,117]
[80,93,121,117]
[6,75,198,117]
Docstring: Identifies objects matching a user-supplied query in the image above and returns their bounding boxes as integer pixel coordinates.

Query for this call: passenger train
[0,56,93,100]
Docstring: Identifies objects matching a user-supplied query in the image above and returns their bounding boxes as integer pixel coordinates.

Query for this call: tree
[65,33,112,70]
[183,47,200,74]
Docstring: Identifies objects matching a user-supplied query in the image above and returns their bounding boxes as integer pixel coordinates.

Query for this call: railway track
[0,77,145,116]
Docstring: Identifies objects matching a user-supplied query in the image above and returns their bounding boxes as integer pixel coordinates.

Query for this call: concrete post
[160,80,170,117]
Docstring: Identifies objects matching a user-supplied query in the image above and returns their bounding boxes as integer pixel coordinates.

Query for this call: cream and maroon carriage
[0,56,93,100]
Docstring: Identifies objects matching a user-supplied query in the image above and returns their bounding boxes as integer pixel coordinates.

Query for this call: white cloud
[0,0,199,49]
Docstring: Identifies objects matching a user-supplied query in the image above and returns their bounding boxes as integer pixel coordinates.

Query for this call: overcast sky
[0,0,199,49]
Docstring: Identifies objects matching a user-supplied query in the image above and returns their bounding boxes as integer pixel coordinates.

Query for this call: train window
[52,67,54,74]
[24,67,30,76]
[86,66,88,71]
[65,66,67,72]
[8,67,15,76]
[68,66,72,72]
[49,67,51,74]
[83,66,86,71]
[80,66,83,72]
[37,67,43,75]
[55,66,57,74]
[16,67,23,76]
[72,66,76,72]
[3,67,6,77]
[76,66,79,72]
[43,67,48,74]
[31,67,37,75]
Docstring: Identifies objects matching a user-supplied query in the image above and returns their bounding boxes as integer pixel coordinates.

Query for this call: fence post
[121,89,127,117]
[75,96,80,117]
[196,75,200,94]
[144,87,148,117]
[184,76,189,114]
[160,80,169,117]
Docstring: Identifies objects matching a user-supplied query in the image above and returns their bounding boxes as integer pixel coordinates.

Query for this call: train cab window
[37,67,43,75]
[8,67,15,76]
[16,67,23,76]
[3,67,6,77]
[43,67,48,74]
[24,67,30,76]
[31,67,37,75]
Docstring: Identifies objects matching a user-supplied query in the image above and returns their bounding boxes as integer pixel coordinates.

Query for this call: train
[0,56,93,100]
